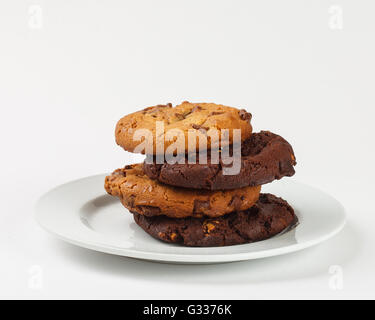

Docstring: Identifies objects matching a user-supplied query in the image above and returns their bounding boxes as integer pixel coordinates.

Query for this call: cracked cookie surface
[133,193,297,247]
[115,101,253,154]
[105,164,261,218]
[144,131,296,190]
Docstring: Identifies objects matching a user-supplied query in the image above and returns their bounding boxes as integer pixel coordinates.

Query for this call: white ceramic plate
[35,175,346,264]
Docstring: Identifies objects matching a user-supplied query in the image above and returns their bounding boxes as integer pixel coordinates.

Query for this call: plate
[35,175,346,264]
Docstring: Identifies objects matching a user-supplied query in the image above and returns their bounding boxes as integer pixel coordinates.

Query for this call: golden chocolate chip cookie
[115,101,253,154]
[104,164,261,219]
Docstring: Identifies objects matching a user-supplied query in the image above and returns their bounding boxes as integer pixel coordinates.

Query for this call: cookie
[115,101,253,154]
[133,193,297,247]
[143,131,296,190]
[105,164,261,219]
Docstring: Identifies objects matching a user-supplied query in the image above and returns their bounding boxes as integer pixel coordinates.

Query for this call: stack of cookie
[105,101,297,247]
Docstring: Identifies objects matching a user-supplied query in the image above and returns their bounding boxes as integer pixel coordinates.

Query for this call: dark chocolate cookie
[133,193,297,247]
[143,131,296,190]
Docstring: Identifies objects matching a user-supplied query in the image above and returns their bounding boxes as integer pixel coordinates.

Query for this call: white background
[1,0,374,299]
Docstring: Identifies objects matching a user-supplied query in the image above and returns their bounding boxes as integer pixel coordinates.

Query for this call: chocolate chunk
[209,111,224,116]
[136,205,161,217]
[174,113,185,120]
[239,109,252,121]
[229,195,242,211]
[193,200,211,215]
[191,124,209,131]
[192,105,202,112]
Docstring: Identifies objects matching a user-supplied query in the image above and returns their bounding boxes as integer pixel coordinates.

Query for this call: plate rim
[34,175,347,264]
